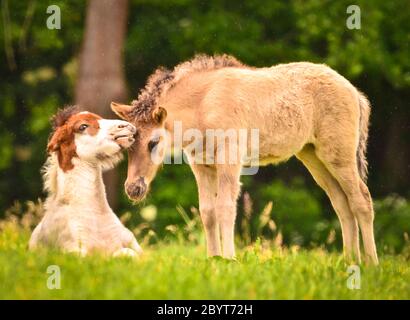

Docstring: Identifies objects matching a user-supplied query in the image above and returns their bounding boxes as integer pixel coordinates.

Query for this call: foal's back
[170,62,361,162]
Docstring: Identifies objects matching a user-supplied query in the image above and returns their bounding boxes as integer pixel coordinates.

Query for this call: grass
[0,225,409,300]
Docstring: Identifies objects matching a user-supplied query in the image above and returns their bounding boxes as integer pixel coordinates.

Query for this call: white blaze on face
[75,118,136,161]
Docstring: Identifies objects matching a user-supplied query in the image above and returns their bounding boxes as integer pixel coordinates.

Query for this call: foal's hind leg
[297,145,361,264]
[315,147,379,265]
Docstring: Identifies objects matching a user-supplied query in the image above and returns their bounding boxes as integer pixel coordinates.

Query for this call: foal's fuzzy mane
[130,54,246,120]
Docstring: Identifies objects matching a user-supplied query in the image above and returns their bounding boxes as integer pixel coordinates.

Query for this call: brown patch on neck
[57,138,78,172]
[47,108,102,172]
[48,125,78,172]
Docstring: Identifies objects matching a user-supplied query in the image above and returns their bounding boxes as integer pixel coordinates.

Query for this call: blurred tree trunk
[75,0,129,209]
[383,112,409,192]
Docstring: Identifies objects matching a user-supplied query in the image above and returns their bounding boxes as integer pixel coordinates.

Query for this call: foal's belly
[240,104,313,167]
[243,152,293,167]
[258,154,293,166]
[242,129,308,167]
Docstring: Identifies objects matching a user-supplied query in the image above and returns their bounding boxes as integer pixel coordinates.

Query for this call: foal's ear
[111,102,133,120]
[152,107,167,124]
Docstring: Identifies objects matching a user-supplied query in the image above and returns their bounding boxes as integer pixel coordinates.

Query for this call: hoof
[208,256,238,263]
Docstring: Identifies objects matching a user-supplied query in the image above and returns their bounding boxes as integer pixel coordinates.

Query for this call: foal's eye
[148,138,160,152]
[79,124,89,132]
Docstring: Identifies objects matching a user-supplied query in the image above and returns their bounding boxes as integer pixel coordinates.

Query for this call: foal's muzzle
[125,177,147,201]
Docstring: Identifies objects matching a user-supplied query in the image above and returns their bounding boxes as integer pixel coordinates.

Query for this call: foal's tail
[357,92,371,183]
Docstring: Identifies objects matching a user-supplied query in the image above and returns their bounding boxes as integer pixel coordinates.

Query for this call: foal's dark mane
[130,54,246,120]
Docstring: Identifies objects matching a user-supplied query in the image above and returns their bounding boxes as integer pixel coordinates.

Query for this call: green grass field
[1,226,409,300]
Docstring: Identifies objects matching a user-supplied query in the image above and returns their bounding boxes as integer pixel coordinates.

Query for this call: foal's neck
[48,157,111,213]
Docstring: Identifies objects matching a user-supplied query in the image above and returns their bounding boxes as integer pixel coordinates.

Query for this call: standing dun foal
[29,106,142,257]
[112,54,378,265]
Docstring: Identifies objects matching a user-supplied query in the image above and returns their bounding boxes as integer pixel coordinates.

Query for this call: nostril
[118,123,127,129]
[126,182,146,199]
[137,186,143,194]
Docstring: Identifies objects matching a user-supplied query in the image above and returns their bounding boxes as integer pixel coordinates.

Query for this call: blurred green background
[1,0,409,253]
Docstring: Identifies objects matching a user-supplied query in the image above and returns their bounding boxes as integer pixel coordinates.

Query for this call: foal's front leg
[191,164,221,257]
[215,165,241,259]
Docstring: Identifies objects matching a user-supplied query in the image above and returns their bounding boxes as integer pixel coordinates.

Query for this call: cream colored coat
[112,56,378,265]
[29,155,141,257]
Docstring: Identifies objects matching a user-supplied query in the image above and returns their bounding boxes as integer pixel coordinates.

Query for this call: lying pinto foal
[29,106,142,257]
